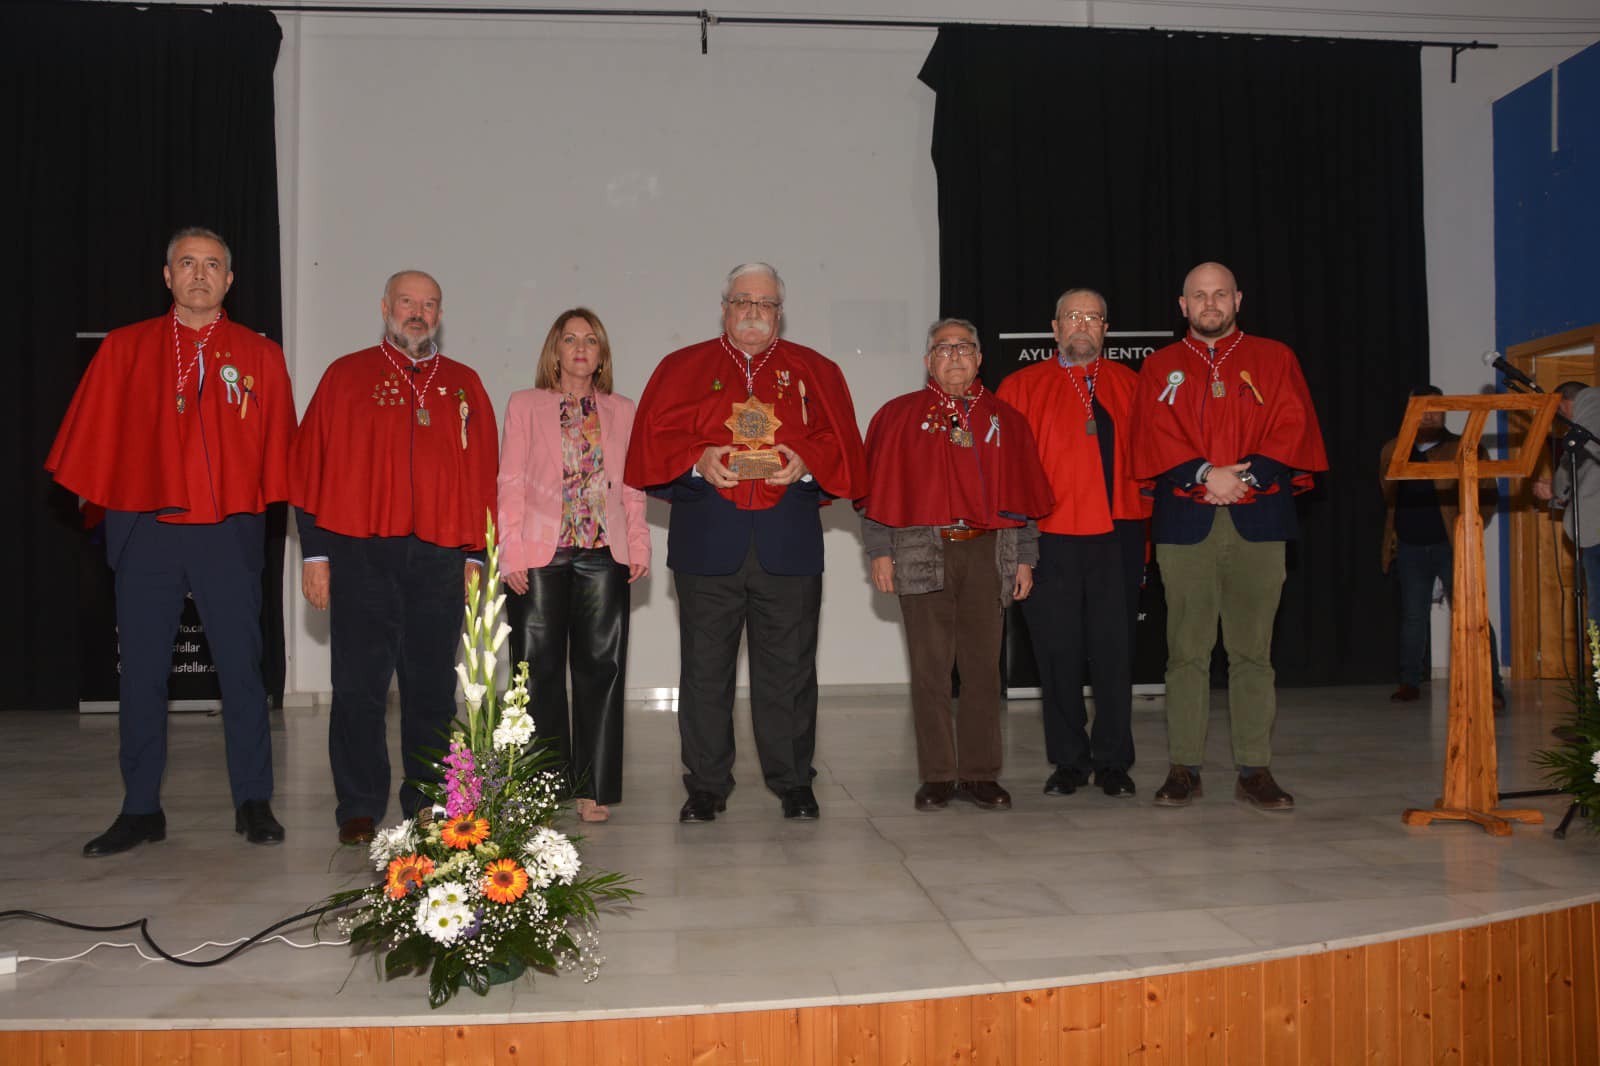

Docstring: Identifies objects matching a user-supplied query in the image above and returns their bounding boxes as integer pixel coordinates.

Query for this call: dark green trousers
[1156,509,1285,768]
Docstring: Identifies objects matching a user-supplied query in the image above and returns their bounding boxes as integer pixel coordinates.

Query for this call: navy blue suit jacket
[1150,454,1299,545]
[661,473,826,577]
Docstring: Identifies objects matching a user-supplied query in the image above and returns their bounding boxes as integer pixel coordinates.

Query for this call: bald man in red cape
[290,270,498,845]
[997,287,1149,802]
[624,262,866,823]
[47,227,296,856]
[1131,262,1327,812]
[860,317,1053,813]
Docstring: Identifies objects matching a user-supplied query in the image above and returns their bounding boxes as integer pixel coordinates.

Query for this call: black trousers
[327,533,463,826]
[673,542,822,798]
[507,547,630,805]
[1022,521,1143,778]
[109,511,272,814]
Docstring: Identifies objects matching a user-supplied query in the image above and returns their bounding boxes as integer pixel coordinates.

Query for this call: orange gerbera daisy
[440,813,491,850]
[482,858,530,904]
[384,854,436,899]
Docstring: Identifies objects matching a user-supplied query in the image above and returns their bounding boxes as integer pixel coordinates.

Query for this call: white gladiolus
[454,662,472,695]
[463,682,488,712]
[492,622,511,654]
[482,650,497,684]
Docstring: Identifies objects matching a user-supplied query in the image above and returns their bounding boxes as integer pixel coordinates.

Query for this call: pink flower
[444,738,483,819]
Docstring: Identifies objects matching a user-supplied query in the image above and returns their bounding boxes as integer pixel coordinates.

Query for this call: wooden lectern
[1388,392,1560,836]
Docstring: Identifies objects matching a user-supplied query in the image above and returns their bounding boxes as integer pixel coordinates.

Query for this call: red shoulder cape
[624,336,866,510]
[859,385,1054,528]
[1131,332,1328,492]
[997,356,1148,534]
[290,346,500,550]
[46,312,295,523]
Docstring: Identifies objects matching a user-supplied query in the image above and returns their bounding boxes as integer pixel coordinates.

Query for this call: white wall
[261,1,1600,697]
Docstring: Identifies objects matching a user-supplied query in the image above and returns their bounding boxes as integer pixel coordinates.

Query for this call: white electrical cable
[21,933,351,966]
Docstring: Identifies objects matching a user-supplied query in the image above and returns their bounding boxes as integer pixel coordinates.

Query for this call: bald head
[1179,261,1242,343]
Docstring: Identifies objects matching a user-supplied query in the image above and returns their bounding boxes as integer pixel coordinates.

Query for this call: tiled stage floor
[2,681,1597,1027]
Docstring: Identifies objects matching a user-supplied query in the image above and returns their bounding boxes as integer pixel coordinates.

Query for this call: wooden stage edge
[7,901,1600,1065]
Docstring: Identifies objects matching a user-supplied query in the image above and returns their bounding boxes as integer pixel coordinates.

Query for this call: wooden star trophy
[725,397,785,480]
[1388,391,1560,836]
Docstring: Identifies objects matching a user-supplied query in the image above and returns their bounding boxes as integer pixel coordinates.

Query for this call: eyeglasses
[929,342,978,360]
[1061,311,1106,326]
[726,297,782,315]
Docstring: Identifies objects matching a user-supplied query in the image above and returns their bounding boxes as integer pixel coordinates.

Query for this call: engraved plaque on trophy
[724,397,785,480]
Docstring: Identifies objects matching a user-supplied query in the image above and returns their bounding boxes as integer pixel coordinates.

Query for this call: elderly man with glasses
[859,318,1054,811]
[626,262,866,822]
[997,288,1149,801]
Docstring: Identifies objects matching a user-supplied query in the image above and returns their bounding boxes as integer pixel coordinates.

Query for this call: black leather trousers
[506,547,630,804]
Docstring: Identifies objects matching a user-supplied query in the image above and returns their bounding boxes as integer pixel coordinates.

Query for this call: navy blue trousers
[107,510,272,814]
[327,533,464,826]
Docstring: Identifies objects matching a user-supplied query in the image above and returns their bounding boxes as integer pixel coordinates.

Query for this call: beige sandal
[576,799,611,823]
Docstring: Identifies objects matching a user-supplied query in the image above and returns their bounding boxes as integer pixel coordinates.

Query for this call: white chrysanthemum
[415,882,475,944]
[524,827,581,888]
[494,711,535,750]
[1590,749,1600,767]
[368,819,418,869]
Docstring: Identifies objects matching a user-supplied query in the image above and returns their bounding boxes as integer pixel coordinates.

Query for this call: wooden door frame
[1507,325,1600,679]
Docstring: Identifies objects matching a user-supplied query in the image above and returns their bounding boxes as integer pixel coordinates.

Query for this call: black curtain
[920,26,1429,686]
[2,2,285,709]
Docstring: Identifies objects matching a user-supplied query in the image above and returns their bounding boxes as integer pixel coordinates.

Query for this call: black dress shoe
[235,800,285,845]
[679,791,726,823]
[914,781,957,811]
[1096,768,1136,798]
[83,812,166,857]
[781,786,820,820]
[338,816,376,846]
[1043,769,1085,796]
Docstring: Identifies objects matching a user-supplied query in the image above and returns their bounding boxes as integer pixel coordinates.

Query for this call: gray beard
[1062,338,1099,364]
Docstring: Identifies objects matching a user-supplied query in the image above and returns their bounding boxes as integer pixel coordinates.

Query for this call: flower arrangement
[1533,620,1600,833]
[322,516,632,1007]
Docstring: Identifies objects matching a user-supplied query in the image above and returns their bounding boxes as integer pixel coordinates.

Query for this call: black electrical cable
[0,901,356,968]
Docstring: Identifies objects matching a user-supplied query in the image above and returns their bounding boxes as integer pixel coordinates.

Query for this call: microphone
[1483,349,1540,391]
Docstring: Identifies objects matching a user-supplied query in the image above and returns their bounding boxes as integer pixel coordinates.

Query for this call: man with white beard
[626,263,866,822]
[290,270,499,846]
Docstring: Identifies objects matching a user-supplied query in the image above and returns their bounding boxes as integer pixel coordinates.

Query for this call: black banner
[994,330,1173,694]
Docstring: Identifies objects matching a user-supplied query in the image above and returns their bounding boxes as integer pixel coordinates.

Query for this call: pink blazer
[496,388,651,573]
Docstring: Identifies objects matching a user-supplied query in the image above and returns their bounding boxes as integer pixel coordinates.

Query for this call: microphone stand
[1494,375,1594,838]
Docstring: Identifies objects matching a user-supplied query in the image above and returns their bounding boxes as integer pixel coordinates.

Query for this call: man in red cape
[47,227,296,856]
[860,318,1053,812]
[998,288,1149,802]
[290,270,498,845]
[1131,262,1328,811]
[624,262,866,822]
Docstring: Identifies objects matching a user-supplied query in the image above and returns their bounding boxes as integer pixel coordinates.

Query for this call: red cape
[624,336,866,509]
[859,384,1054,528]
[997,356,1149,534]
[46,312,295,523]
[290,346,499,550]
[1131,331,1328,492]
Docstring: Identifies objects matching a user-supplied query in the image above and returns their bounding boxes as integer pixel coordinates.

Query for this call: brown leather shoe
[338,816,376,846]
[955,780,1012,811]
[1390,684,1421,702]
[915,781,957,811]
[1235,769,1294,811]
[1154,765,1202,808]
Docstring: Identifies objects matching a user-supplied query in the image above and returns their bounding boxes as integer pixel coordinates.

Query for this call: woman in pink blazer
[498,308,651,822]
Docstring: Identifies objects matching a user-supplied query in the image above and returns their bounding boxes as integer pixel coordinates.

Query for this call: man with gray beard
[290,270,499,846]
[626,263,867,822]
